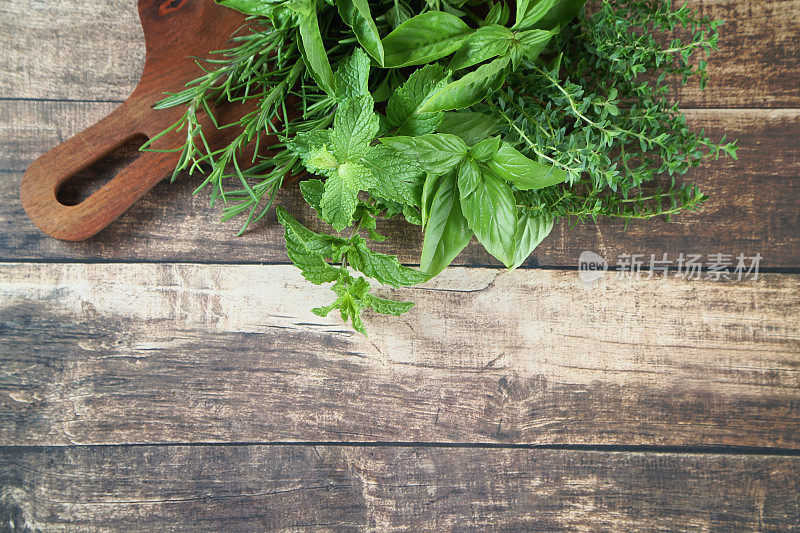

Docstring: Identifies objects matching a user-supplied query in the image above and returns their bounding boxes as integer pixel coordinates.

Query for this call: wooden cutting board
[21,0,257,241]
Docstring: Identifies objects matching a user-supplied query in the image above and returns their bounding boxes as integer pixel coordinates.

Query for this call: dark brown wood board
[2,445,799,531]
[2,0,800,530]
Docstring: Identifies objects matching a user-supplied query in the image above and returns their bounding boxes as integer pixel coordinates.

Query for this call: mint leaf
[364,294,414,315]
[353,203,387,242]
[331,94,379,162]
[334,47,371,100]
[300,179,325,212]
[321,171,360,231]
[312,277,370,335]
[458,158,518,268]
[292,89,382,232]
[277,206,348,258]
[290,131,336,176]
[362,144,425,206]
[402,204,422,226]
[386,64,447,136]
[278,208,417,335]
[276,207,346,284]
[339,161,377,189]
[348,236,429,287]
[380,133,468,175]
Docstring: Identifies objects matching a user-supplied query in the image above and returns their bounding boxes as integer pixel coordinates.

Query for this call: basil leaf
[420,172,442,229]
[470,136,502,162]
[515,0,532,26]
[514,0,558,30]
[421,170,473,275]
[533,0,587,30]
[517,28,555,56]
[484,142,568,190]
[380,133,468,175]
[381,12,472,68]
[297,13,335,96]
[457,159,517,267]
[420,55,511,113]
[220,0,302,28]
[511,29,555,68]
[438,112,501,145]
[484,2,503,25]
[386,64,448,136]
[510,210,554,269]
[448,25,514,71]
[336,0,384,65]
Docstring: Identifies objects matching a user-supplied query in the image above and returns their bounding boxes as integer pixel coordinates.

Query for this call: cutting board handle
[20,99,178,241]
[20,0,252,242]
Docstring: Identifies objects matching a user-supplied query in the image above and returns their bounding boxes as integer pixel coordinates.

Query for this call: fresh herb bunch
[151,0,737,334]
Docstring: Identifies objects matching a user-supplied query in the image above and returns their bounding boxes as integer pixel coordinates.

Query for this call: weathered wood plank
[1,0,799,107]
[1,445,798,531]
[2,100,798,268]
[0,0,144,102]
[1,263,798,447]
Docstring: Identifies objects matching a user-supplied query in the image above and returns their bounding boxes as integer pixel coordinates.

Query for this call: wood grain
[2,263,798,447]
[0,0,145,102]
[2,1,798,526]
[2,101,798,268]
[2,0,799,108]
[1,445,799,531]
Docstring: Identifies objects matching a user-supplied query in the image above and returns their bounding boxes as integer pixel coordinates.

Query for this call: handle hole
[56,134,150,206]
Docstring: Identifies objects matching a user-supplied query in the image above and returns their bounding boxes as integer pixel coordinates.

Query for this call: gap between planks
[1,260,800,276]
[4,442,800,458]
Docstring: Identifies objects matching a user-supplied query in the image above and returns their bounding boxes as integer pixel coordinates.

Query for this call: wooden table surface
[1,0,799,530]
